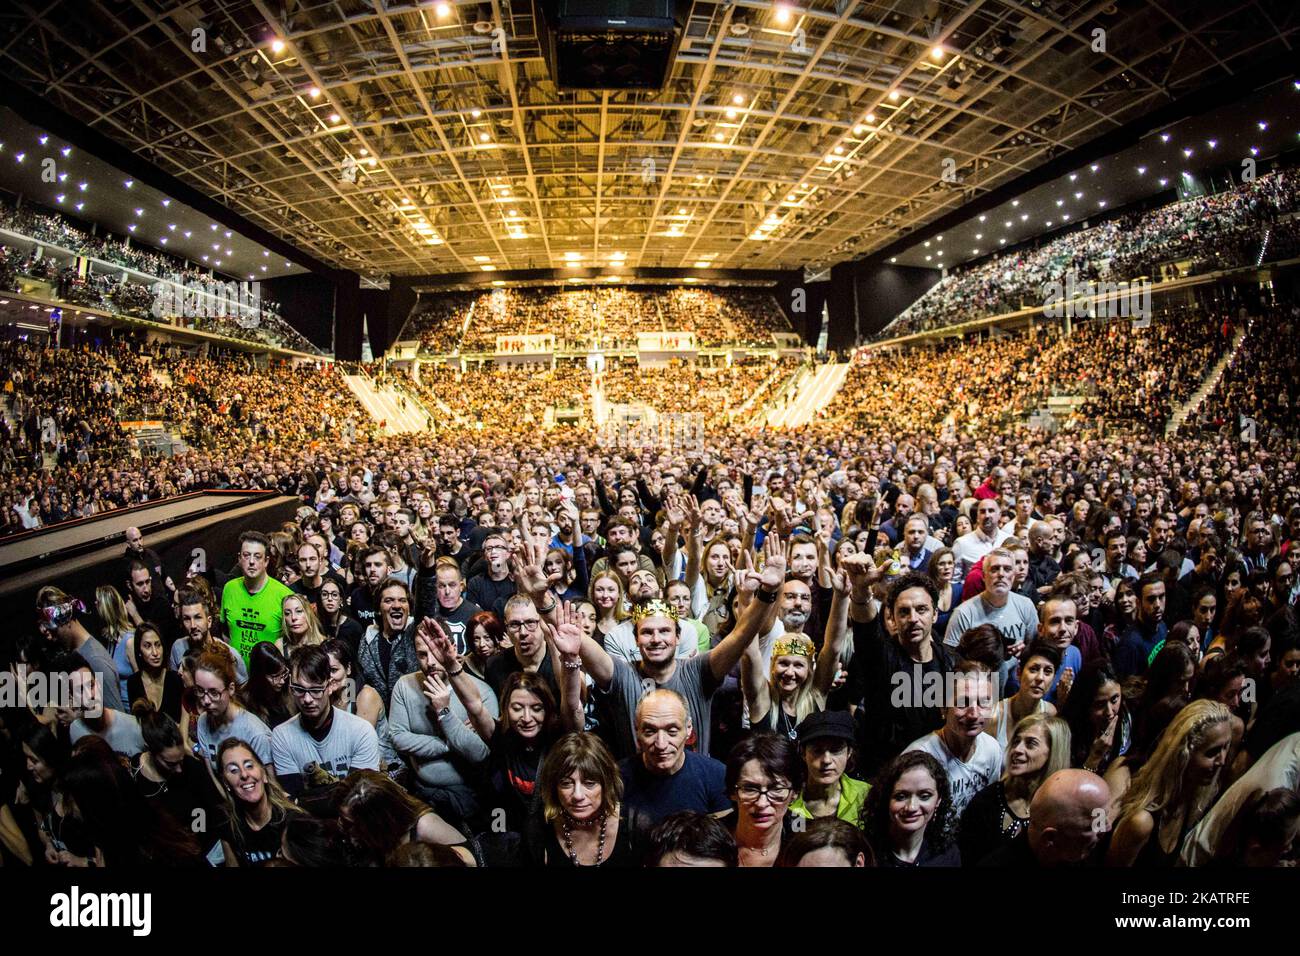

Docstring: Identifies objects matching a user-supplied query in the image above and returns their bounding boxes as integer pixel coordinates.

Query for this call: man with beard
[272,645,381,798]
[348,545,392,628]
[124,558,177,644]
[357,579,420,710]
[291,540,345,619]
[1112,573,1168,678]
[952,498,1013,584]
[605,568,696,663]
[168,589,248,683]
[943,549,1038,663]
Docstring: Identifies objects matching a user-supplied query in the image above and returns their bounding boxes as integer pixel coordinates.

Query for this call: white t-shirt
[197,707,272,770]
[905,730,1003,817]
[950,527,1013,583]
[271,707,381,784]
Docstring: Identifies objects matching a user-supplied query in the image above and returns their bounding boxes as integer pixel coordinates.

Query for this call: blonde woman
[95,585,137,704]
[741,567,850,740]
[588,570,628,646]
[277,593,326,655]
[1106,700,1232,867]
[959,713,1071,864]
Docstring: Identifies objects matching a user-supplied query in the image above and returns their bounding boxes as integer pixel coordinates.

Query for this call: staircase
[342,373,428,435]
[766,362,850,428]
[1164,326,1248,438]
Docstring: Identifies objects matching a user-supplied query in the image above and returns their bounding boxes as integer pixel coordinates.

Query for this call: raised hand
[841,551,883,589]
[509,541,551,600]
[415,617,457,667]
[759,532,787,589]
[665,494,687,532]
[546,600,585,657]
[423,671,452,711]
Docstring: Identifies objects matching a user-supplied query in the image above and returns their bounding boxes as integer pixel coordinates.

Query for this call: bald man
[979,769,1110,866]
[619,689,730,825]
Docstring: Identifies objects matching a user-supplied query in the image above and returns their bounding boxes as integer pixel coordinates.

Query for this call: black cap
[795,710,855,746]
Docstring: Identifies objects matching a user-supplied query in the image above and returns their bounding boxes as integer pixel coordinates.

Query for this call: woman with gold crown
[740,565,852,741]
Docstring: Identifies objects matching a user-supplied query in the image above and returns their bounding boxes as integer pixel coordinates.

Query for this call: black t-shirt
[485,652,560,702]
[292,571,347,619]
[467,574,516,619]
[434,598,482,657]
[618,751,731,825]
[349,585,378,628]
[220,804,293,867]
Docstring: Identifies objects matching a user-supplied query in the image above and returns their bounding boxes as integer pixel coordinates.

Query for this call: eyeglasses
[736,783,793,804]
[507,619,541,632]
[194,687,226,701]
[290,683,328,699]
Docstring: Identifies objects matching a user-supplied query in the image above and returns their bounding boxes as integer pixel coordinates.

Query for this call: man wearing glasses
[484,595,560,699]
[220,530,293,664]
[271,645,381,798]
[467,533,517,618]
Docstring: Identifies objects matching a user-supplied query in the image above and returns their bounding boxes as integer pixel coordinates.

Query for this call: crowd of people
[0,337,375,535]
[0,197,321,354]
[2,310,1298,868]
[404,286,795,354]
[882,167,1300,338]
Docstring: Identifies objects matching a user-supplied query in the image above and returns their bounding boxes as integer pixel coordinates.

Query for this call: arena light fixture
[308,86,321,98]
[183,231,191,238]
[75,203,83,211]
[61,147,71,157]
[773,4,792,25]
[1160,133,1170,142]
[435,2,453,19]
[889,257,896,263]
[1137,166,1146,174]
[1158,178,1168,186]
[271,39,285,54]
[78,182,87,191]
[888,90,899,101]
[134,208,143,216]
[1258,121,1268,130]
[55,193,65,203]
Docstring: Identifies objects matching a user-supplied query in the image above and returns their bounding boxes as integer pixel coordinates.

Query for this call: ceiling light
[978,215,986,222]
[58,173,66,182]
[1137,166,1146,174]
[888,90,899,101]
[1011,199,1019,207]
[75,203,83,211]
[481,265,496,271]
[270,38,285,53]
[889,257,897,263]
[999,238,1006,244]
[78,182,87,191]
[924,241,931,247]
[1020,213,1028,221]
[134,208,143,216]
[1183,148,1193,158]
[1004,220,1012,228]
[1090,164,1099,172]
[160,237,168,244]
[726,108,738,120]
[1055,199,1064,206]
[1258,121,1268,130]
[366,157,377,166]
[1250,147,1259,156]
[470,108,482,118]
[55,194,65,203]
[931,46,944,60]
[925,255,932,261]
[774,4,792,25]
[168,223,175,230]
[435,1,452,18]
[479,132,491,142]
[1069,174,1077,182]
[214,259,221,266]
[1074,191,1083,200]
[60,147,70,157]
[225,231,231,238]
[1160,133,1170,143]
[202,255,209,261]
[853,124,867,135]
[1158,178,1168,187]
[128,224,136,232]
[329,113,341,124]
[1207,139,1217,149]
[308,86,321,98]
[733,93,745,105]
[184,231,191,238]
[694,261,710,269]
[714,132,726,142]
[975,233,982,239]
[1098,200,1107,207]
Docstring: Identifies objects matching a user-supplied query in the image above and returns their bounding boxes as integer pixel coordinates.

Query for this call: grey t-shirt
[196,707,273,770]
[602,654,720,760]
[70,712,146,757]
[271,707,381,794]
[943,592,1039,649]
[77,637,126,713]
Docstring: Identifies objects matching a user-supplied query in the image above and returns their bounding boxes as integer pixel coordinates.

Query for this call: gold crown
[772,634,815,660]
[632,599,679,623]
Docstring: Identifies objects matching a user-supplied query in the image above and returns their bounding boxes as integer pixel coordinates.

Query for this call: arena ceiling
[2,0,1297,280]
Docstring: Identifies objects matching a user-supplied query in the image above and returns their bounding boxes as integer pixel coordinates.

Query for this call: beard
[781,610,809,633]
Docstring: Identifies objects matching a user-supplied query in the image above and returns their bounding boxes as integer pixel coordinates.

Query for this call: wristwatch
[436,706,452,720]
[755,586,779,604]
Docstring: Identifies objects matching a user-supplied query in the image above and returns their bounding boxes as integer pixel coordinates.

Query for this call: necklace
[561,811,608,866]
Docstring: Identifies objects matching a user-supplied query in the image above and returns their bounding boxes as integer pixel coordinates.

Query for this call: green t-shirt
[221,575,294,663]
[790,773,870,829]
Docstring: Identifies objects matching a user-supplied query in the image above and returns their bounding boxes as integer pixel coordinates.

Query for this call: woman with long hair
[862,750,959,867]
[240,642,294,729]
[316,577,364,650]
[95,584,136,704]
[464,611,504,681]
[129,705,221,854]
[126,622,183,722]
[741,569,850,738]
[335,769,469,866]
[1107,700,1232,866]
[0,724,68,866]
[57,736,202,866]
[1061,660,1131,775]
[523,732,642,867]
[927,548,962,637]
[984,640,1059,751]
[588,570,628,646]
[215,738,302,867]
[278,592,326,654]
[960,713,1071,865]
[1115,642,1198,805]
[1103,578,1140,647]
[321,638,396,770]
